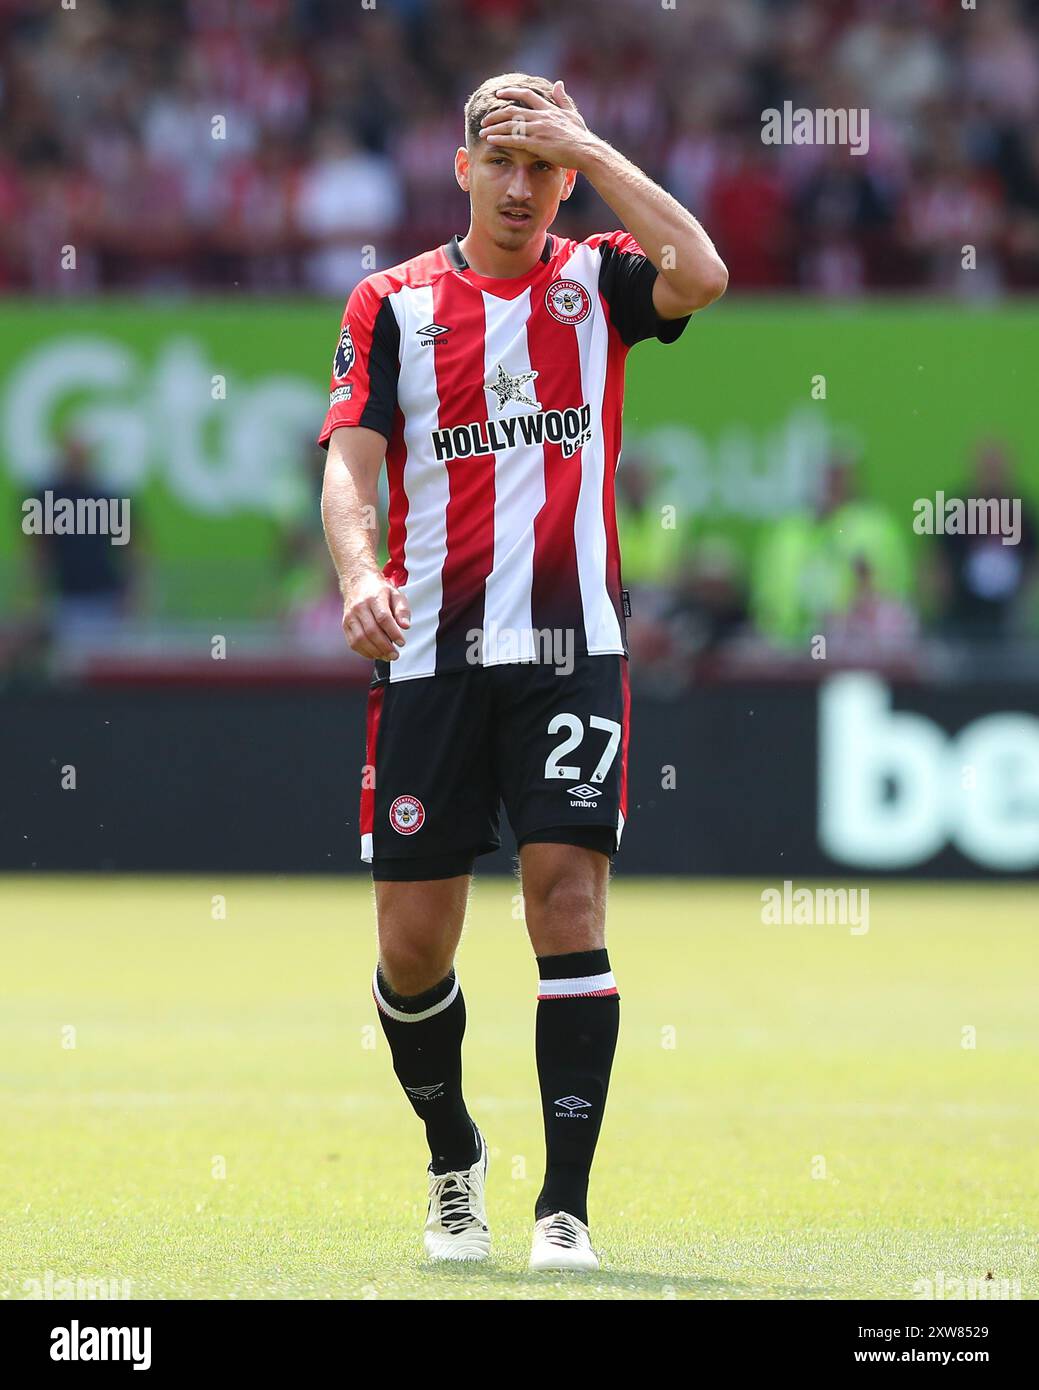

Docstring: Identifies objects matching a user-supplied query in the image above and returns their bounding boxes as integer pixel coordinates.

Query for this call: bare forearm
[480,80,726,308]
[321,458,381,595]
[583,141,727,306]
[320,421,409,663]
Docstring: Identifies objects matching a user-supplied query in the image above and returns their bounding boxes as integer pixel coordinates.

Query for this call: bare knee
[375,876,469,995]
[520,845,608,955]
[378,933,455,995]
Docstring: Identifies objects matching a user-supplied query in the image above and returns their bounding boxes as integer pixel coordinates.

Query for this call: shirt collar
[444,232,553,271]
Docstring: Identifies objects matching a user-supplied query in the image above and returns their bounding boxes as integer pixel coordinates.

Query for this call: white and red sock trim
[537,971,618,1000]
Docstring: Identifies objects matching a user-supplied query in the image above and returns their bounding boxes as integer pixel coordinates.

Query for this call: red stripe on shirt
[383,409,409,589]
[432,274,495,668]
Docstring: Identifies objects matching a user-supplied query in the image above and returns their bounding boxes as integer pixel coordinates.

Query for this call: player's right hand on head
[342,572,411,661]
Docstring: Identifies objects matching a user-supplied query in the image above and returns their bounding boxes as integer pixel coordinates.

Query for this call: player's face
[461,141,574,251]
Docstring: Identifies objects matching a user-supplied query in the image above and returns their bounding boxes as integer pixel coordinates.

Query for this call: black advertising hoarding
[629,673,1039,877]
[1,676,1037,877]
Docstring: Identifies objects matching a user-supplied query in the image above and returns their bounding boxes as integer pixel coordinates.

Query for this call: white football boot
[423,1127,491,1262]
[529,1210,599,1272]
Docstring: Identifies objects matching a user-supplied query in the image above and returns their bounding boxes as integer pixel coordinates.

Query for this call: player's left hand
[480,81,602,172]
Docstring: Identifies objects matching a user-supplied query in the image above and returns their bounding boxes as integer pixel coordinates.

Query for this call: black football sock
[534,948,620,1226]
[372,964,479,1175]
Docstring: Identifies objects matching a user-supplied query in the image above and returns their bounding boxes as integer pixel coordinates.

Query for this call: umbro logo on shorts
[568,784,600,804]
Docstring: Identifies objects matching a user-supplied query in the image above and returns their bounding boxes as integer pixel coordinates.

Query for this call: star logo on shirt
[484,363,542,413]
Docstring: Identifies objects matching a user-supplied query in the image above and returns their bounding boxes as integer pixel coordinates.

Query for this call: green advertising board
[2,299,1036,618]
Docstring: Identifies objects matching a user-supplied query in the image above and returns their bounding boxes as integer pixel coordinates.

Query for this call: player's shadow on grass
[414,1266,841,1298]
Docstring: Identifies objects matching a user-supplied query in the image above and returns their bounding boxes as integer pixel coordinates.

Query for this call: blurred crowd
[616,440,1038,684]
[3,0,1039,296]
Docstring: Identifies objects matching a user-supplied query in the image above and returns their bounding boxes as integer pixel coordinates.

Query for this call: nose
[506,164,533,203]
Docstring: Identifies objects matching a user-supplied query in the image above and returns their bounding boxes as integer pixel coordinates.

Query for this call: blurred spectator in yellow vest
[750,451,912,646]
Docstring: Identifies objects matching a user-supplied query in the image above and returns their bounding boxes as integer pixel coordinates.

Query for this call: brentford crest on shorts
[389,795,425,835]
[318,229,691,683]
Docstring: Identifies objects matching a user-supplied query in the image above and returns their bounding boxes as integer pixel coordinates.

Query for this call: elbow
[694,258,728,309]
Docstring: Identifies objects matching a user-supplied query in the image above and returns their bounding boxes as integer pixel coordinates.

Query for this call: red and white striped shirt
[318,230,690,682]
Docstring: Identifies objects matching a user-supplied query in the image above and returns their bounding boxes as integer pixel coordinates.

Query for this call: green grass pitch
[1,875,1035,1300]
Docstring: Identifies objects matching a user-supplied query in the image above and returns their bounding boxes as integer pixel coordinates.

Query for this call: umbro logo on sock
[554,1095,592,1117]
[406,1083,445,1100]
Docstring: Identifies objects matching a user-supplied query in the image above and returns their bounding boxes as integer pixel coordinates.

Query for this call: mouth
[499,208,533,226]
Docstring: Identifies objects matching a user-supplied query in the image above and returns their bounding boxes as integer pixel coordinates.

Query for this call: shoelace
[431,1172,481,1234]
[545,1213,583,1248]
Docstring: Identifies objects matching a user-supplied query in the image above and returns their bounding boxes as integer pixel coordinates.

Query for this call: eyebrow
[485,149,555,165]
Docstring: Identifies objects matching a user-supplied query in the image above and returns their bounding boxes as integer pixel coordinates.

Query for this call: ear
[454,145,471,193]
[559,166,578,201]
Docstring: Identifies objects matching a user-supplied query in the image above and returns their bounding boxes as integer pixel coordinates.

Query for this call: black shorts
[359,654,630,880]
